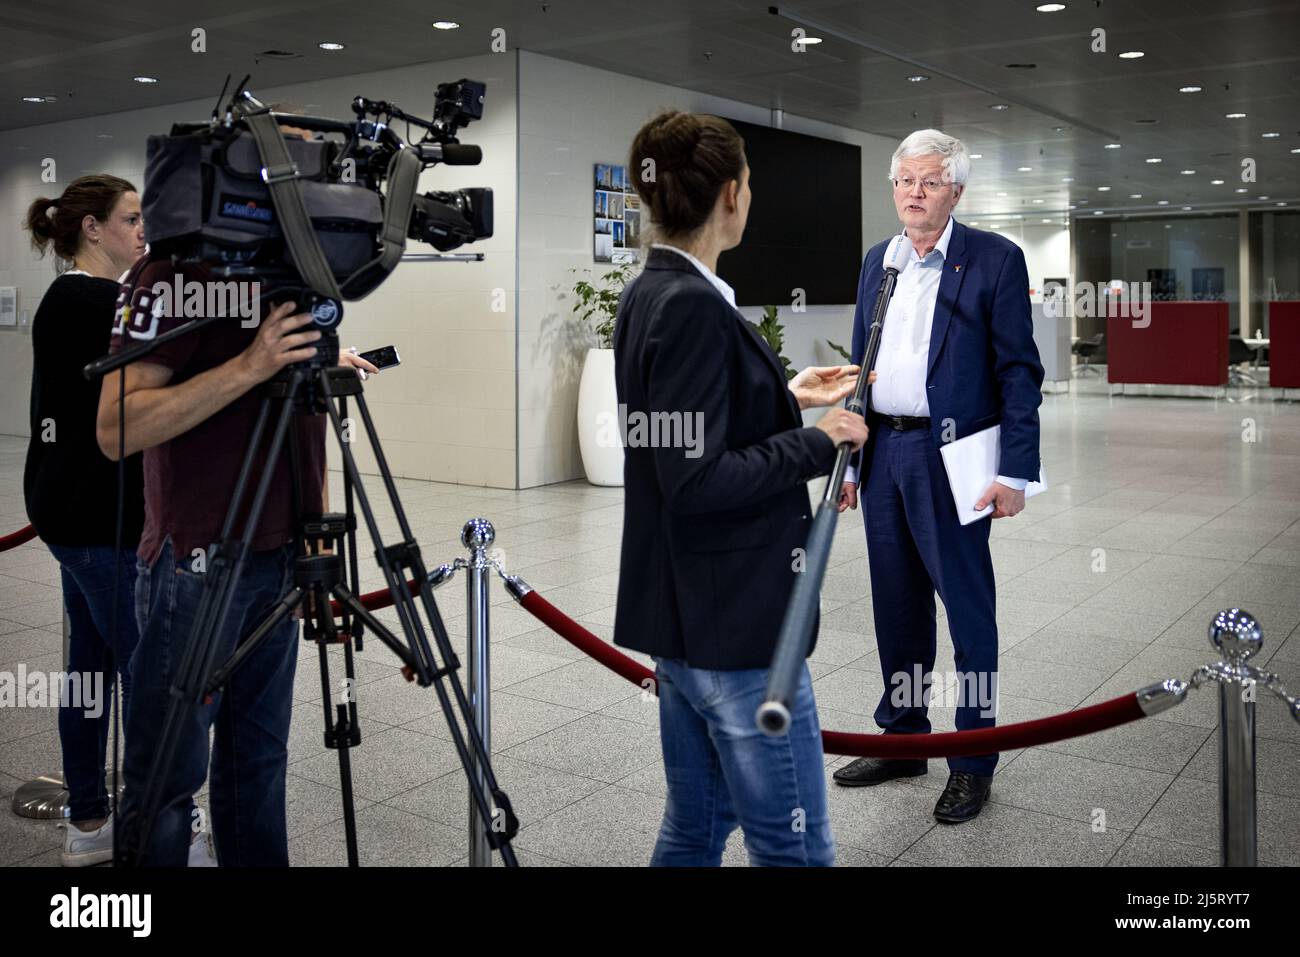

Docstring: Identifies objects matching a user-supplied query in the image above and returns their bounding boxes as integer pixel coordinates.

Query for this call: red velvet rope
[327,576,421,617]
[516,589,1149,759]
[315,568,1154,758]
[0,525,37,553]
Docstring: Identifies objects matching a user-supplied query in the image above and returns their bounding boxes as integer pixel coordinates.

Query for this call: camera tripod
[115,331,519,867]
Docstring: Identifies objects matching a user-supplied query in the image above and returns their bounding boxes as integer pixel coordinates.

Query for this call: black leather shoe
[932,772,993,823]
[832,757,927,787]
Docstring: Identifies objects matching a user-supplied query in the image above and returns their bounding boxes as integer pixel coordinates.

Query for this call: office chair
[1228,333,1260,386]
[1072,333,1105,377]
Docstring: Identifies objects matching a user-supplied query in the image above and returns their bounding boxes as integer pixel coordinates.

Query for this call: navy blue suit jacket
[849,219,1044,484]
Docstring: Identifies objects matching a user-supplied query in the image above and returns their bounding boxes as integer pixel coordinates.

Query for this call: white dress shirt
[651,243,736,308]
[844,218,1027,491]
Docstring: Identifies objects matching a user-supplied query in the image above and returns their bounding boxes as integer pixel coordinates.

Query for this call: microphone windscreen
[439,143,482,165]
[884,235,910,273]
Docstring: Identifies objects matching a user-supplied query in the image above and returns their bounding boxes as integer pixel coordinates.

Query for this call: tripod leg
[299,581,361,868]
[316,377,519,864]
[120,379,303,867]
[205,587,304,696]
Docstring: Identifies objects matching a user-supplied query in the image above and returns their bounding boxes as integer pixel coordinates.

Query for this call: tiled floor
[2,387,1299,867]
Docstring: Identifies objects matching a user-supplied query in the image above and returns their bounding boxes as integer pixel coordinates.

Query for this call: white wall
[515,50,902,487]
[0,53,519,487]
[986,221,1072,302]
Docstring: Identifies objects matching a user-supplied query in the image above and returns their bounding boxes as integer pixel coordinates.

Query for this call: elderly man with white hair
[832,129,1044,823]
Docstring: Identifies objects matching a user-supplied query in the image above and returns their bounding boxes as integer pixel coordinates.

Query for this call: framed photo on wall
[594,163,639,264]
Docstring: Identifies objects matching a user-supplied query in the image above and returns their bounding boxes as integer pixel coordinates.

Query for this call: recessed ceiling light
[1211,179,1225,185]
[1258,195,1269,200]
[1042,218,1053,223]
[1118,51,1144,59]
[1129,193,1142,198]
[1157,200,1169,205]
[1033,198,1045,203]
[1180,169,1196,175]
[1061,176,1074,182]
[1225,112,1246,119]
[1278,202,1288,206]
[1182,205,1193,210]
[996,191,1008,197]
[1068,204,1077,210]
[798,36,823,44]
[969,153,983,159]
[1097,186,1111,191]
[1235,188,1248,193]
[132,76,158,84]
[1018,166,1033,171]
[1036,3,1066,11]
[1104,143,1122,149]
[318,41,345,51]
[432,20,460,30]
[907,74,929,82]
[97,133,112,139]
[1145,157,1163,163]
[989,104,1010,111]
[1292,148,1300,154]
[1179,85,1202,93]
[1093,210,1105,214]
[21,95,53,103]
[1261,132,1280,138]
[970,221,979,225]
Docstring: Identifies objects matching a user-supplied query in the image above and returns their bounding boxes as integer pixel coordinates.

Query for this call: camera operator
[97,253,375,867]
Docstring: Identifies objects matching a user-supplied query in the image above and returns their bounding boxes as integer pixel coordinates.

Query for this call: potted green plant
[754,304,797,380]
[571,263,639,485]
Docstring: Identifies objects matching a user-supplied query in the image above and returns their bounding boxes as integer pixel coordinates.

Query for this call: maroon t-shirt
[109,258,327,566]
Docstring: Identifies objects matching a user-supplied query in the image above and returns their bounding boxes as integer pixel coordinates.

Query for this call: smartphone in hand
[357,345,401,370]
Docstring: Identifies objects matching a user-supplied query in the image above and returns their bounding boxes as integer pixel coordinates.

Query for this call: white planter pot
[576,347,623,487]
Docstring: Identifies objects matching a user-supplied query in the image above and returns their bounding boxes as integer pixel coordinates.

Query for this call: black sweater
[24,273,145,547]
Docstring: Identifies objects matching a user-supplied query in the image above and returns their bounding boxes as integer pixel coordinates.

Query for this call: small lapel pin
[953,264,963,273]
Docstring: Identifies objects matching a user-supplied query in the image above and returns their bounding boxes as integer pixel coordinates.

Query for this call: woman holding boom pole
[611,110,870,866]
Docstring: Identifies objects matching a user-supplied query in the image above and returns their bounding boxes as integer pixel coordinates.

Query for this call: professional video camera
[140,76,493,327]
[101,77,522,869]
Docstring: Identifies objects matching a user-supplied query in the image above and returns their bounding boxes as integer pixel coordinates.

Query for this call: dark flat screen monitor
[716,118,862,307]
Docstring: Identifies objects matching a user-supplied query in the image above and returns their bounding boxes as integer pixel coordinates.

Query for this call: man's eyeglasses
[893,175,951,192]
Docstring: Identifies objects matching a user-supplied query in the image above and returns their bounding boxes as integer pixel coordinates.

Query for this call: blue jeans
[46,544,140,822]
[650,657,834,867]
[120,536,299,866]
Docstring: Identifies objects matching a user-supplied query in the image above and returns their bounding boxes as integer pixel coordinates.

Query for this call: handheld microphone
[885,234,910,274]
[756,232,912,737]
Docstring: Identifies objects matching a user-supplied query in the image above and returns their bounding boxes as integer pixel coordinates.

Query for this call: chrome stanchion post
[11,609,72,819]
[462,518,494,867]
[1208,609,1262,868]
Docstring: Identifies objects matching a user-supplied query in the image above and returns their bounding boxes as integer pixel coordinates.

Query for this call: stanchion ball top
[1209,608,1262,660]
[462,517,496,548]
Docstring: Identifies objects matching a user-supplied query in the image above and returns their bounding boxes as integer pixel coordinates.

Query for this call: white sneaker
[188,828,218,867]
[62,815,114,867]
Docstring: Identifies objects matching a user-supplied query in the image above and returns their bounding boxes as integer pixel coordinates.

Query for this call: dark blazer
[849,219,1044,484]
[612,247,837,670]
